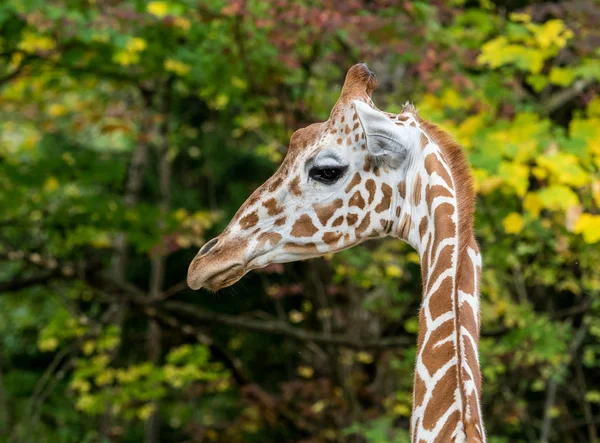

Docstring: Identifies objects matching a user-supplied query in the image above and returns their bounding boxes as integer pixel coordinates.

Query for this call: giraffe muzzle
[187,236,248,291]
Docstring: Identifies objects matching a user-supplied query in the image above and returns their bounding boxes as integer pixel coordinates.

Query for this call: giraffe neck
[400,123,485,443]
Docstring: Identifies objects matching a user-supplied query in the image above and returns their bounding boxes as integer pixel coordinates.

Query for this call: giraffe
[187,64,485,442]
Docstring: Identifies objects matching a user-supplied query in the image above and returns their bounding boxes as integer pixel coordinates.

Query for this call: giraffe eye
[309,166,347,184]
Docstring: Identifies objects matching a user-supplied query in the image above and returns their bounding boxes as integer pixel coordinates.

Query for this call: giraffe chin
[187,263,245,292]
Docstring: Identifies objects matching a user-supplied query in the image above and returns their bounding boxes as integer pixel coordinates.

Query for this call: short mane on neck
[409,117,485,442]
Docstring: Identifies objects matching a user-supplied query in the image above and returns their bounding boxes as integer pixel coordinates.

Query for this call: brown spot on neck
[322,231,343,245]
[424,153,453,189]
[398,213,411,239]
[398,181,406,199]
[365,179,376,205]
[274,216,287,226]
[412,173,422,206]
[239,211,259,230]
[349,190,365,209]
[313,198,343,226]
[291,214,318,237]
[346,213,358,226]
[419,133,429,150]
[355,212,371,236]
[332,215,344,227]
[289,176,302,196]
[380,219,392,234]
[263,197,284,216]
[268,177,283,193]
[345,172,361,193]
[257,232,282,247]
[375,183,392,213]
[426,183,454,212]
[419,216,428,239]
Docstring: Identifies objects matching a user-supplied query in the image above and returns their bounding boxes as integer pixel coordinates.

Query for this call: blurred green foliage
[0,0,599,442]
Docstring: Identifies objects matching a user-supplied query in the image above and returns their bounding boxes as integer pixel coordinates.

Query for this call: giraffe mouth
[200,263,245,292]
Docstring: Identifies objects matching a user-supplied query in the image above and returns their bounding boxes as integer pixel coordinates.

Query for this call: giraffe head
[188,63,424,291]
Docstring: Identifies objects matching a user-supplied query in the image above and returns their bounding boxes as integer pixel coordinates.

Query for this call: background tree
[0,0,599,442]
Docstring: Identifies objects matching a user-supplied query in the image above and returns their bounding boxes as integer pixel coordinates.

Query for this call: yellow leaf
[9,52,24,70]
[44,177,60,192]
[126,37,147,53]
[549,67,576,87]
[393,403,411,416]
[510,12,531,23]
[533,19,573,50]
[95,370,115,386]
[231,76,247,90]
[479,176,503,195]
[502,212,525,234]
[174,208,188,221]
[356,352,374,364]
[18,31,56,53]
[499,162,529,197]
[592,180,600,207]
[311,400,326,414]
[91,232,111,248]
[440,88,468,110]
[456,113,486,148]
[523,193,542,218]
[532,166,547,180]
[538,185,579,211]
[91,32,110,43]
[147,1,169,18]
[173,17,191,31]
[164,58,191,76]
[573,214,600,243]
[588,97,600,117]
[407,252,420,264]
[39,337,59,352]
[47,104,68,117]
[297,366,313,378]
[384,264,403,278]
[288,310,304,324]
[82,340,96,355]
[71,379,91,394]
[536,152,590,187]
[137,404,156,420]
[570,117,600,155]
[211,94,229,109]
[549,406,561,418]
[112,50,138,66]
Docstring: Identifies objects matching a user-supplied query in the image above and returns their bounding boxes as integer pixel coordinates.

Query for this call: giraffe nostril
[199,237,219,256]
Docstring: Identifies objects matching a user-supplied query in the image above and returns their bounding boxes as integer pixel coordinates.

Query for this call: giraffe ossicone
[187,63,485,443]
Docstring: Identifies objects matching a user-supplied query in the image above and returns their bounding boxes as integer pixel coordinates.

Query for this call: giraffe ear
[354,101,408,168]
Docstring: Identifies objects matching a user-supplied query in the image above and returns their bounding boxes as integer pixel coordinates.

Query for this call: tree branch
[540,321,589,443]
[145,77,173,443]
[161,300,413,350]
[543,79,596,115]
[0,272,59,293]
